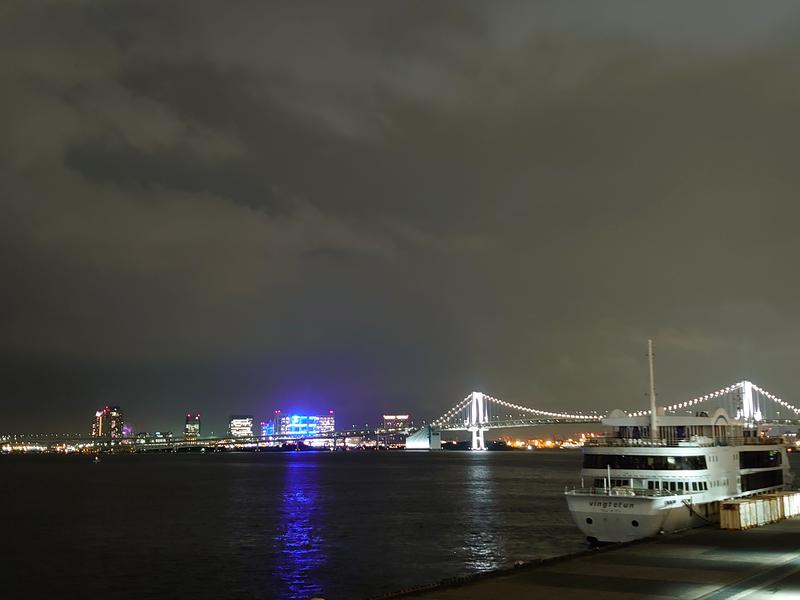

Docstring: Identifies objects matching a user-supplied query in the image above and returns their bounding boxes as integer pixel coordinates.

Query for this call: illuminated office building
[228,415,254,438]
[108,407,124,439]
[381,414,410,432]
[318,411,335,433]
[135,431,174,444]
[277,411,335,437]
[184,413,201,439]
[91,406,124,439]
[259,420,275,437]
[91,409,106,437]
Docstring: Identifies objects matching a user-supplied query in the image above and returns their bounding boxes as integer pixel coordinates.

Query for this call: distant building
[108,407,124,439]
[122,423,134,438]
[379,414,411,448]
[381,414,410,432]
[259,420,275,437]
[91,410,104,437]
[318,411,335,434]
[91,406,124,439]
[228,415,254,438]
[135,431,174,444]
[184,413,201,439]
[277,412,335,437]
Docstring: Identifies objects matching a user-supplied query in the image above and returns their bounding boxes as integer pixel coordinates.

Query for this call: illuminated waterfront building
[135,431,174,444]
[259,420,275,437]
[184,413,201,439]
[379,414,411,448]
[91,406,124,439]
[91,409,106,437]
[277,411,335,437]
[381,414,410,432]
[108,407,124,438]
[228,415,254,438]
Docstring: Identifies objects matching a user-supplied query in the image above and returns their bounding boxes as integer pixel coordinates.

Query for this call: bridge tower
[468,391,489,450]
[739,380,762,425]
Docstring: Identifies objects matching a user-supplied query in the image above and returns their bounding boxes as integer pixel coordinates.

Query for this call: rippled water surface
[3,451,588,599]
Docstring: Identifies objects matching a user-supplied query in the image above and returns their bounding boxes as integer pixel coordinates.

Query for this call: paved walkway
[404,518,800,599]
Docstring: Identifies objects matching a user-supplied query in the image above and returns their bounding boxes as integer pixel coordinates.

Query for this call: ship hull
[565,493,714,543]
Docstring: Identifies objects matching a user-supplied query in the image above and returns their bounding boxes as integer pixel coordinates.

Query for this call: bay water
[2,450,599,599]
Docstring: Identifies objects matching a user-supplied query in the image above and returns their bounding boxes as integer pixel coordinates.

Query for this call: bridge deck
[395,517,800,599]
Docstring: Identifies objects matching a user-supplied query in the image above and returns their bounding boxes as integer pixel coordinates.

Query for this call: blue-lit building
[277,412,335,437]
[259,420,275,437]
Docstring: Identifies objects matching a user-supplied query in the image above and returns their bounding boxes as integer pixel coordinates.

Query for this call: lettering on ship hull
[588,500,635,510]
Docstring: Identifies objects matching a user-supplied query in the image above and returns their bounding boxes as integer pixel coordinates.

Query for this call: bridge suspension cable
[431,391,599,428]
[434,380,795,429]
[480,393,597,420]
[751,383,800,416]
[628,380,798,421]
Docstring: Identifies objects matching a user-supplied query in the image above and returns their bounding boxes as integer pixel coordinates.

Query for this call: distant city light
[228,416,254,438]
[185,413,201,439]
[277,413,335,437]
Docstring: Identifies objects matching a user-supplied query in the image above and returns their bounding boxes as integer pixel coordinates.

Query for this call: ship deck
[390,517,800,599]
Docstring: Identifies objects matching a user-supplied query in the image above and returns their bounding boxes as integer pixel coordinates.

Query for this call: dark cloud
[3,0,800,434]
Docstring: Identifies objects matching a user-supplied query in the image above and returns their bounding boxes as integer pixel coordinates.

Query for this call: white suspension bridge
[409,380,800,450]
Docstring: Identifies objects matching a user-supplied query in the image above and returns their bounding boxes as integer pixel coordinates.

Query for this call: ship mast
[648,339,659,440]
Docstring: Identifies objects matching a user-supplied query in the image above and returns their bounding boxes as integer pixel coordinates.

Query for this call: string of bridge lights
[431,394,474,426]
[626,382,746,417]
[751,383,800,415]
[482,394,597,420]
[626,380,800,417]
[434,380,798,425]
[434,392,596,424]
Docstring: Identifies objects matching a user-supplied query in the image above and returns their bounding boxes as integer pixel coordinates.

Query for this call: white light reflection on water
[272,455,326,600]
[460,454,507,571]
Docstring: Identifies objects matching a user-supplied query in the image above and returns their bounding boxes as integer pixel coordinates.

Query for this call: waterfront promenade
[398,518,800,599]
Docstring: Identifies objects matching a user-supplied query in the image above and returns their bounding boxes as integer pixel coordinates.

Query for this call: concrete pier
[397,518,800,599]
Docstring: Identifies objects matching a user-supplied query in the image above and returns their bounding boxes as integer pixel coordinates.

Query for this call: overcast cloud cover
[4,1,800,433]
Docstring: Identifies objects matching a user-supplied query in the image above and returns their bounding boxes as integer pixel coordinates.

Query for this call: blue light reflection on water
[272,454,326,600]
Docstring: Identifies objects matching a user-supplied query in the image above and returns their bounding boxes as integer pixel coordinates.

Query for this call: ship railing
[564,486,687,498]
[585,436,784,448]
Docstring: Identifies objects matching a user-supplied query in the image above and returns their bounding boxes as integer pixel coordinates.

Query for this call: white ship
[565,341,792,543]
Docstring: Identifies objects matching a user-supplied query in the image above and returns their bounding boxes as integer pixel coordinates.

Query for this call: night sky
[4,1,800,435]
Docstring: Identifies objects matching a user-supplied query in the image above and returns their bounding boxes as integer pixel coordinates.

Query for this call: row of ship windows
[583,451,781,471]
[648,479,729,491]
[592,478,729,491]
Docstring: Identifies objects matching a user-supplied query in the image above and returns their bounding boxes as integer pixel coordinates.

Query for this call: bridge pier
[470,427,487,450]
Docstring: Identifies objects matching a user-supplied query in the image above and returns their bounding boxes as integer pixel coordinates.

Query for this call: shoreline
[377,518,800,599]
[369,535,648,599]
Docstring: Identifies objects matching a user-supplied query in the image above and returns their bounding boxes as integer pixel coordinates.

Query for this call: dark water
[2,451,587,599]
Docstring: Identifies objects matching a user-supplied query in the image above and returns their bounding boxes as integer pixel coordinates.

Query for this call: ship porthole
[585,517,593,524]
[631,520,639,527]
